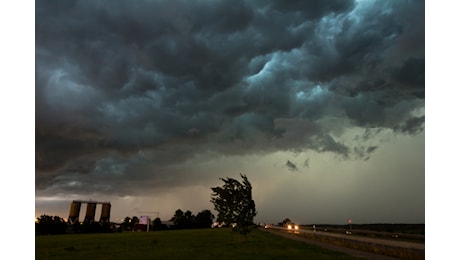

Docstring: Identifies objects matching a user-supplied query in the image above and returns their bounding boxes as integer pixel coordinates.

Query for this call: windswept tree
[211,174,257,238]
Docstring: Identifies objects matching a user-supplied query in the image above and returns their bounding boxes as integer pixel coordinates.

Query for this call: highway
[263,225,424,260]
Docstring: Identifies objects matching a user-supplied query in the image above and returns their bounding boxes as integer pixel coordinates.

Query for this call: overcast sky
[35,0,425,224]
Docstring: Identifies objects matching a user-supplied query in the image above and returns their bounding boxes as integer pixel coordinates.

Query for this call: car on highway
[286,223,299,230]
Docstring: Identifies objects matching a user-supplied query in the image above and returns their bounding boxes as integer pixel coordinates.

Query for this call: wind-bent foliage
[210,174,257,238]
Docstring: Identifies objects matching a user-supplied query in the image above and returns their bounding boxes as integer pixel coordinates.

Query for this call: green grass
[36,228,360,260]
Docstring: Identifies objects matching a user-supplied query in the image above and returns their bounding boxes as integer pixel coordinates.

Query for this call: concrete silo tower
[100,203,111,224]
[68,201,81,225]
[84,202,97,223]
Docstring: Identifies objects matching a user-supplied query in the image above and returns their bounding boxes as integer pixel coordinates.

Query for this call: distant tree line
[35,215,67,235]
[36,214,113,234]
[169,209,214,229]
[120,209,214,231]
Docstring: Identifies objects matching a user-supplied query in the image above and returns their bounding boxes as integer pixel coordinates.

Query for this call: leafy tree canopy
[210,174,257,238]
[195,210,215,228]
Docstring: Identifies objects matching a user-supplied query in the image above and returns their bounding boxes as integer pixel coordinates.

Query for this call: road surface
[262,226,424,260]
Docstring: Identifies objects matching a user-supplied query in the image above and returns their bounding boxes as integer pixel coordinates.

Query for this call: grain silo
[100,203,111,224]
[84,202,97,223]
[68,201,81,225]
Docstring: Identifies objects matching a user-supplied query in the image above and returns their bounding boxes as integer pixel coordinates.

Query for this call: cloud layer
[36,0,424,222]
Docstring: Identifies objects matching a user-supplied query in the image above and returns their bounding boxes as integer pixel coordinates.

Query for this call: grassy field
[36,228,361,259]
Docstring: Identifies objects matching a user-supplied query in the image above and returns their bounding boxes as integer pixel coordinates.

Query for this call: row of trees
[35,215,67,234]
[170,209,214,229]
[35,215,112,234]
[120,209,215,231]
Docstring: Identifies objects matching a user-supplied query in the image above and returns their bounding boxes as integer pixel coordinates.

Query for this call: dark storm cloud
[286,160,299,172]
[353,145,379,161]
[265,0,355,18]
[397,116,425,135]
[36,0,424,196]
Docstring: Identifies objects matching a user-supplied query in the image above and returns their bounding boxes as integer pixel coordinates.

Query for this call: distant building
[161,221,175,228]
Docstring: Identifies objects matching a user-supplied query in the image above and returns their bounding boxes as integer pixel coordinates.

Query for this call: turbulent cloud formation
[36,0,424,223]
[286,160,299,172]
